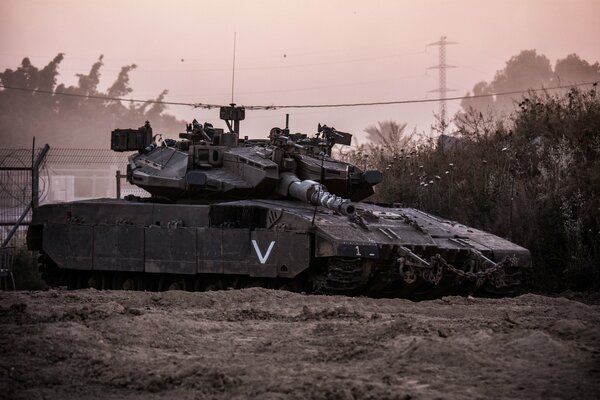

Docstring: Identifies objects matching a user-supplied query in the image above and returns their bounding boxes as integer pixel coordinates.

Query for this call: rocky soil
[1,288,599,399]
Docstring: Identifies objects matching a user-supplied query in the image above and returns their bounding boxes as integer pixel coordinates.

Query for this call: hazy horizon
[1,0,599,143]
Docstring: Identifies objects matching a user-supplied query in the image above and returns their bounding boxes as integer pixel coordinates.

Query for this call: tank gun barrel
[277,173,355,215]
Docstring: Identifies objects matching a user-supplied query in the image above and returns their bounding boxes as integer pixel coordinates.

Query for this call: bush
[350,87,600,292]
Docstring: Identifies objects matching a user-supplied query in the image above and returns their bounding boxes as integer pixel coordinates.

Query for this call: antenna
[231,32,237,104]
[311,151,326,226]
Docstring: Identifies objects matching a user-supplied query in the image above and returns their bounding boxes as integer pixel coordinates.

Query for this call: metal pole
[116,170,121,199]
[231,32,237,104]
[2,204,32,248]
[509,174,514,241]
[31,145,50,209]
[31,137,37,208]
[427,36,458,133]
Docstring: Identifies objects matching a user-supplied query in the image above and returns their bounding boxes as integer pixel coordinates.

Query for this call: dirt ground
[0,289,599,400]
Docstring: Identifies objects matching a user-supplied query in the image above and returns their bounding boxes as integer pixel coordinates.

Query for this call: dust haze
[1,0,599,147]
[1,50,598,148]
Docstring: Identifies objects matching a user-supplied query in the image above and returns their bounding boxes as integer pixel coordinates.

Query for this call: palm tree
[364,120,412,153]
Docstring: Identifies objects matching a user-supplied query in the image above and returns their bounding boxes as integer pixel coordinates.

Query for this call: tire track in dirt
[1,289,599,399]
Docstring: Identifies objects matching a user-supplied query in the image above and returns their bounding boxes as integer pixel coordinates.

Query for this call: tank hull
[28,198,530,298]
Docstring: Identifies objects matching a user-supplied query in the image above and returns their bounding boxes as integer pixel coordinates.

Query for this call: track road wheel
[114,274,145,291]
[86,272,106,290]
[237,277,264,289]
[160,275,190,291]
[197,276,224,292]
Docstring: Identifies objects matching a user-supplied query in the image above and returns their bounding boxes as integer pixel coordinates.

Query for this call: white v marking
[251,240,276,264]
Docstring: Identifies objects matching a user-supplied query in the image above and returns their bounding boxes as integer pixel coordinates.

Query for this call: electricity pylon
[427,36,458,131]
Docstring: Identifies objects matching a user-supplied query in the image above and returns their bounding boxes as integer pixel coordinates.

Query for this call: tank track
[36,251,308,292]
[313,258,368,295]
[38,253,66,288]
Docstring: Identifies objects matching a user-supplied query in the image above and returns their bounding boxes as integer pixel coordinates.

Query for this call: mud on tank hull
[27,198,530,299]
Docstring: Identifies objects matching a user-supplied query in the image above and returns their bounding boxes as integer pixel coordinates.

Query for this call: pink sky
[1,0,599,142]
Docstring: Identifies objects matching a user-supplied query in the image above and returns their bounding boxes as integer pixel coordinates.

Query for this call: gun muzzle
[278,172,355,215]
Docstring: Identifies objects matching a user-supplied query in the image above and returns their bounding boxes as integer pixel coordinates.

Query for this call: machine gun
[317,124,352,155]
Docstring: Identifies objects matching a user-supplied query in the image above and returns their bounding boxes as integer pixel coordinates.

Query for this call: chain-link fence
[0,147,148,248]
[1,147,40,248]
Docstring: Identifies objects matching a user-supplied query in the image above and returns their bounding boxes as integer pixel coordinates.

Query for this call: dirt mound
[1,289,599,399]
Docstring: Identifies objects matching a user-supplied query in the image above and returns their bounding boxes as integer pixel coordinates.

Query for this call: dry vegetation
[344,87,600,292]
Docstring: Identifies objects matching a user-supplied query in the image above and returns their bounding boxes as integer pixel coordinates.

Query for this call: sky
[1,0,599,142]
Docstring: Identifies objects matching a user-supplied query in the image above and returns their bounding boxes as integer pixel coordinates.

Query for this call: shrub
[351,87,600,292]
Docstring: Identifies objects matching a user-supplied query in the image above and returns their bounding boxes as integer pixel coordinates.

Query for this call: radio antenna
[231,32,237,104]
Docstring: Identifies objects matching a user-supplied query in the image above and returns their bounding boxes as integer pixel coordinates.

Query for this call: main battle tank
[28,106,530,298]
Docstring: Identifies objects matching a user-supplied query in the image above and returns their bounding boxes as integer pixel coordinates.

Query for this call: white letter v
[251,240,276,264]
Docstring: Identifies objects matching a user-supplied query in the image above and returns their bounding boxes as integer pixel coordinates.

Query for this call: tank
[27,106,530,298]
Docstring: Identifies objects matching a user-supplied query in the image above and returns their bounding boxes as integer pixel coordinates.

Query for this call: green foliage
[0,55,185,148]
[352,87,600,292]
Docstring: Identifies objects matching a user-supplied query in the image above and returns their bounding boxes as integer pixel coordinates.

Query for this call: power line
[242,82,597,110]
[0,81,596,111]
[0,84,219,109]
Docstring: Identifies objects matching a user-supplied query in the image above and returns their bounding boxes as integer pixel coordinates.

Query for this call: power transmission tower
[427,36,458,132]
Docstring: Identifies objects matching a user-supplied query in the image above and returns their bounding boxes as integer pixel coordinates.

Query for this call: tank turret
[112,105,382,212]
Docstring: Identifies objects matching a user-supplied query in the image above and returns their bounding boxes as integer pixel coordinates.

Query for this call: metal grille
[0,148,37,248]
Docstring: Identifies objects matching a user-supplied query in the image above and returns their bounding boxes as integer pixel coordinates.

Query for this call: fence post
[2,143,49,248]
[31,137,37,208]
[116,170,121,199]
[31,144,50,209]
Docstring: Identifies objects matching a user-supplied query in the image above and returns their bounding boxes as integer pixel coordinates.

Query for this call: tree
[75,55,103,95]
[0,55,185,147]
[460,50,554,116]
[460,50,600,118]
[555,54,600,85]
[364,120,413,154]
